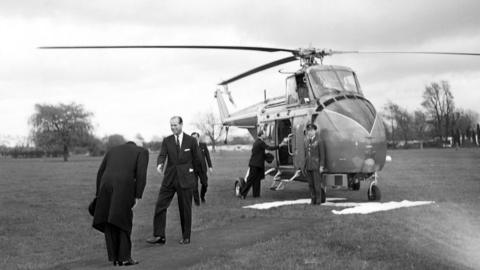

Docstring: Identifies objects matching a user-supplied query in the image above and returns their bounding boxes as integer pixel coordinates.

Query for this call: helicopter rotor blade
[38,45,297,54]
[218,56,298,86]
[331,50,480,57]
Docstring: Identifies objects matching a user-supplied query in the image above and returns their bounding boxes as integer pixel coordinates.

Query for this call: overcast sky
[1,0,479,143]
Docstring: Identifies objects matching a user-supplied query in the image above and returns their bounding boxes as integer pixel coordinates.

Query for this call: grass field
[1,148,480,269]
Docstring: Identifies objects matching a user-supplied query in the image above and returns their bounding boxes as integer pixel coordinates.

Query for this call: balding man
[147,116,200,245]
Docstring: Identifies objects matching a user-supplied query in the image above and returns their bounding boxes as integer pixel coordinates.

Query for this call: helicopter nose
[318,96,376,133]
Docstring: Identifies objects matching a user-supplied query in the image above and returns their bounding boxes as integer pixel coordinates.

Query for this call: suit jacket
[194,142,212,173]
[248,138,279,169]
[157,133,200,189]
[304,136,326,170]
[93,142,149,233]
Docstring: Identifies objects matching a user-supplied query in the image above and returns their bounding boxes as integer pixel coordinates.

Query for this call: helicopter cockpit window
[309,69,360,96]
[337,70,358,92]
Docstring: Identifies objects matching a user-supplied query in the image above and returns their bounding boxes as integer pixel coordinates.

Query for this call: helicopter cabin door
[291,116,308,170]
[276,119,292,167]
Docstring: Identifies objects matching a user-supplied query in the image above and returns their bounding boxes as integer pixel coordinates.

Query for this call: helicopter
[39,45,480,201]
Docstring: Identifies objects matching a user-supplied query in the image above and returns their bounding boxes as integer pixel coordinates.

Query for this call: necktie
[176,135,180,154]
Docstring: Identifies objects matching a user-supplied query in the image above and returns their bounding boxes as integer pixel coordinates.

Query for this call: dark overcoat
[93,142,149,233]
[157,133,200,189]
[248,138,279,169]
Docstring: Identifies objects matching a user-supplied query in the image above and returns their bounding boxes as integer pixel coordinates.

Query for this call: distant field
[1,148,480,269]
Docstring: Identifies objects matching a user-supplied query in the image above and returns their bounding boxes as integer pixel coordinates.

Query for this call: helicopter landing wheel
[368,185,381,201]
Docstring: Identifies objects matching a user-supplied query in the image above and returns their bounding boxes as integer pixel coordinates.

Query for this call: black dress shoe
[194,200,200,206]
[201,197,206,204]
[121,259,139,266]
[179,238,190,244]
[146,236,166,244]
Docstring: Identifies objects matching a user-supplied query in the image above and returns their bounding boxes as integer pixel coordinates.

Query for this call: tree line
[0,103,252,161]
[383,80,480,148]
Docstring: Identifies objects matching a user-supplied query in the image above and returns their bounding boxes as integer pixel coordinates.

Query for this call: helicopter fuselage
[217,64,387,188]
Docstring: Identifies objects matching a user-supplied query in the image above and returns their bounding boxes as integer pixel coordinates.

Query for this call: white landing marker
[331,200,435,215]
[242,198,346,210]
[243,198,435,214]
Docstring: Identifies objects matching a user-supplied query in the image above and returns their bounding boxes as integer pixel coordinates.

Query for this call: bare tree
[412,110,427,139]
[421,81,455,141]
[192,111,224,152]
[382,101,398,145]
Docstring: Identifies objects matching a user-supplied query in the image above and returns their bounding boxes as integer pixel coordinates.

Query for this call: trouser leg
[313,170,322,200]
[193,172,200,204]
[199,172,208,199]
[177,187,193,239]
[240,166,256,197]
[153,185,176,237]
[306,170,316,203]
[115,226,132,262]
[104,223,118,262]
[252,169,262,197]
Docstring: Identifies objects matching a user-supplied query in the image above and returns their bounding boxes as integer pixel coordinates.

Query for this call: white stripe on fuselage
[323,109,376,136]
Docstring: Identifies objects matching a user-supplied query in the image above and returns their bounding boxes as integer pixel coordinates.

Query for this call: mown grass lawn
[1,148,479,269]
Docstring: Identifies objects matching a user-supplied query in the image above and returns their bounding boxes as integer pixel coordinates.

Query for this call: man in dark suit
[93,140,149,266]
[191,132,213,205]
[239,130,285,198]
[304,123,326,205]
[147,116,200,245]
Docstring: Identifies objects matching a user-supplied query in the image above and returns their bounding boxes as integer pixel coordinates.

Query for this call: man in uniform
[147,116,201,245]
[239,130,285,198]
[191,132,213,205]
[304,123,326,205]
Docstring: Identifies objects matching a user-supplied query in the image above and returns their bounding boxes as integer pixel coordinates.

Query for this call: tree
[395,107,412,145]
[382,101,398,145]
[104,134,126,150]
[30,103,93,161]
[421,81,455,141]
[192,111,224,152]
[86,135,106,157]
[383,102,412,145]
[412,110,428,145]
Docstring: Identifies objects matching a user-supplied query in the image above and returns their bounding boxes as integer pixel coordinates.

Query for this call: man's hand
[209,167,213,174]
[157,164,163,174]
[279,137,289,147]
[133,198,139,209]
[319,166,324,173]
